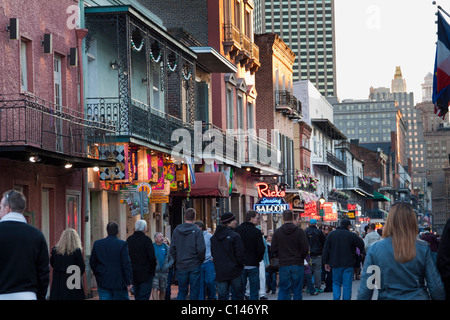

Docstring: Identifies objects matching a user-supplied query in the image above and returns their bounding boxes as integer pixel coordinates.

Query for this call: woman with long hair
[49,228,85,300]
[357,202,445,300]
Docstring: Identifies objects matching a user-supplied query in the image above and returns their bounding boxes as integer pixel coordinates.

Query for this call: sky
[334,0,442,102]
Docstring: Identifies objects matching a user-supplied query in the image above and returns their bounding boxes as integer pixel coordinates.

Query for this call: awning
[189,172,230,198]
[190,47,238,73]
[311,118,347,140]
[369,191,391,202]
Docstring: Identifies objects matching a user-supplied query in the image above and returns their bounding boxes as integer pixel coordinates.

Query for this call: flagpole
[437,5,450,19]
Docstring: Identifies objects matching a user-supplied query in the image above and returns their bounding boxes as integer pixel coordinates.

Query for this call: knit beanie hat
[221,212,236,224]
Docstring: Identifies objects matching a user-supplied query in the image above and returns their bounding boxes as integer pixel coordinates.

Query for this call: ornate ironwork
[84,9,198,153]
[0,93,116,159]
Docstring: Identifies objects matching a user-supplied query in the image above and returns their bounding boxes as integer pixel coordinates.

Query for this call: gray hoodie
[170,223,206,271]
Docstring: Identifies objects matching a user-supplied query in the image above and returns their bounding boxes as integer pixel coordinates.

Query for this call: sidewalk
[88,279,370,300]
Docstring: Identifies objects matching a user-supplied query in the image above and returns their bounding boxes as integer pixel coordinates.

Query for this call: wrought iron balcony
[200,123,239,166]
[336,176,374,196]
[275,90,302,120]
[326,151,346,174]
[366,209,388,220]
[235,130,282,175]
[0,93,116,167]
[86,97,194,154]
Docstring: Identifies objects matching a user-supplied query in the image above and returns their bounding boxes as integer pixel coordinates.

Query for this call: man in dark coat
[235,210,265,300]
[0,190,49,300]
[323,219,365,300]
[211,212,245,300]
[305,218,326,292]
[126,219,156,300]
[90,221,133,300]
[271,210,309,300]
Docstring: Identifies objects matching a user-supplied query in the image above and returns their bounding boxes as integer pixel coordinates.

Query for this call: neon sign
[255,182,286,198]
[254,182,289,214]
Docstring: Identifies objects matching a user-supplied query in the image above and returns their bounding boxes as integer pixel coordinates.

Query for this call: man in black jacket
[126,219,156,300]
[90,221,133,300]
[271,210,309,300]
[305,218,326,292]
[0,190,49,300]
[235,210,265,300]
[323,219,365,300]
[211,212,245,300]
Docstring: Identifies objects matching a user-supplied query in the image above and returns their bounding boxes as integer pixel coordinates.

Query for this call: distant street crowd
[0,189,449,300]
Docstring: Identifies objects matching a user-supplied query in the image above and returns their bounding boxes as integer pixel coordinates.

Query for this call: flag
[433,11,450,120]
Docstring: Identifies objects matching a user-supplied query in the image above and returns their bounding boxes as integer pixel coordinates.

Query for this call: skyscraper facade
[369,67,425,190]
[416,73,450,233]
[254,0,337,97]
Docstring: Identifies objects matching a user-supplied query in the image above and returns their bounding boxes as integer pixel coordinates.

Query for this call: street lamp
[318,193,326,224]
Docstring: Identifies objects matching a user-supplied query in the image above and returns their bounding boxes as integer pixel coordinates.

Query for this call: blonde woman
[357,202,445,300]
[49,228,85,300]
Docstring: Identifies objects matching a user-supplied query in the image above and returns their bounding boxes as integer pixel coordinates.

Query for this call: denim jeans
[97,287,129,300]
[278,265,304,300]
[176,265,202,300]
[133,278,153,300]
[217,276,244,300]
[241,267,260,300]
[332,267,353,300]
[165,267,174,300]
[310,256,322,288]
[199,260,217,300]
[266,269,277,293]
[304,270,315,294]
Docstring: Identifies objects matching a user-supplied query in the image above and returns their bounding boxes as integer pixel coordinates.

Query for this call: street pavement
[264,279,371,300]
[89,279,376,300]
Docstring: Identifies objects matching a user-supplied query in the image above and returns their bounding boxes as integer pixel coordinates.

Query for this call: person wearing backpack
[305,219,326,293]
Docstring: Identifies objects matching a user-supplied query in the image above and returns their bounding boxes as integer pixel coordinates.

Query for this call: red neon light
[255,182,286,198]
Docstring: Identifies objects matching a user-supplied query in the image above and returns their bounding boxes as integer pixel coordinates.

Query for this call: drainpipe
[75,25,90,297]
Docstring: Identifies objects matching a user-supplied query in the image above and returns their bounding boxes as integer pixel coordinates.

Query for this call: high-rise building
[416,72,450,233]
[332,98,411,200]
[254,0,337,97]
[369,67,425,191]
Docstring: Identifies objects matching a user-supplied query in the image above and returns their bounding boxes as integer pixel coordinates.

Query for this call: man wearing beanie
[235,210,265,300]
[323,219,365,300]
[211,212,246,300]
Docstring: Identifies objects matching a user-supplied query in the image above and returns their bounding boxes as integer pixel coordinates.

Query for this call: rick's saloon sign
[253,182,290,214]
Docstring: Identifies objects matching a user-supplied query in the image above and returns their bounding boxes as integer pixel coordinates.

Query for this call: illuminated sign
[136,182,152,197]
[322,202,338,222]
[256,182,286,198]
[254,182,289,214]
[254,197,290,214]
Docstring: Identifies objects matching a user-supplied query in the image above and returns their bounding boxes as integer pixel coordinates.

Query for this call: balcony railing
[326,151,346,173]
[366,209,388,220]
[235,130,281,173]
[0,93,115,159]
[86,97,194,153]
[223,23,241,57]
[336,177,374,195]
[201,123,239,165]
[275,90,302,119]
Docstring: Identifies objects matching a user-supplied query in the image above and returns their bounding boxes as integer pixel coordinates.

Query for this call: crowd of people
[0,189,449,301]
